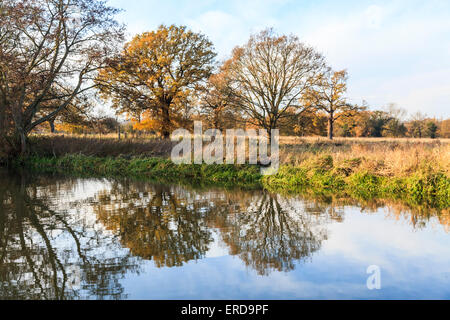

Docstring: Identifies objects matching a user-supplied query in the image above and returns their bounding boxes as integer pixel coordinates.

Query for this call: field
[25,134,450,176]
[280,137,450,176]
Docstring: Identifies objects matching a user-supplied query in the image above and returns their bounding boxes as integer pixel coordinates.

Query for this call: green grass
[16,155,263,189]
[263,165,449,209]
[14,154,450,209]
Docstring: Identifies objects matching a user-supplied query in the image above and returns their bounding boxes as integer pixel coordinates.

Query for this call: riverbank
[15,155,263,188]
[263,159,449,209]
[14,153,450,209]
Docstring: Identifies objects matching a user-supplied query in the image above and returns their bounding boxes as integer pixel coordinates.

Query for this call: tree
[38,90,93,133]
[96,25,216,138]
[277,108,327,137]
[225,29,326,140]
[425,121,438,139]
[200,65,240,130]
[385,103,407,122]
[381,103,408,137]
[440,119,450,138]
[366,111,393,137]
[383,118,407,137]
[0,0,123,155]
[409,112,427,138]
[303,70,362,140]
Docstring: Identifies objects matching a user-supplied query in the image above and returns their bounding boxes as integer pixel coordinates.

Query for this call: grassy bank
[263,157,449,209]
[17,155,263,188]
[16,149,450,209]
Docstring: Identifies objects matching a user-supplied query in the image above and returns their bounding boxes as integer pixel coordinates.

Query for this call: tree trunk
[0,107,6,151]
[12,128,28,156]
[49,119,55,133]
[213,115,219,130]
[0,107,5,137]
[161,104,171,139]
[327,117,334,140]
[267,127,272,146]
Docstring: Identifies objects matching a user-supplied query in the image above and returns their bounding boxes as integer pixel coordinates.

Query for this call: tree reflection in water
[92,180,342,275]
[93,180,214,267]
[3,171,441,300]
[210,192,342,275]
[0,170,139,300]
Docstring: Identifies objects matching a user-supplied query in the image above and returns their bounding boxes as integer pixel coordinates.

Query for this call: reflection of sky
[118,208,450,300]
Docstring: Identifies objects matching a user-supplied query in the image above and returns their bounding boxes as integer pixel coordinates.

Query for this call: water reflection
[211,193,340,275]
[93,182,343,275]
[94,181,214,267]
[0,171,139,300]
[0,169,448,300]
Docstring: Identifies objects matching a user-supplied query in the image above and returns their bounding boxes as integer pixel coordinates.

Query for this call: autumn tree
[96,25,216,138]
[132,94,194,134]
[383,118,407,137]
[440,119,450,138]
[277,108,327,137]
[382,104,407,137]
[0,0,123,155]
[225,29,326,140]
[200,63,240,130]
[303,70,362,140]
[367,111,395,137]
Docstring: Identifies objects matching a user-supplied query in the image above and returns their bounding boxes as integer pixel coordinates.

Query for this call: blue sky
[108,0,450,118]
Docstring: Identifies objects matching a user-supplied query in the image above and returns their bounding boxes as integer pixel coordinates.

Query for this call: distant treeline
[47,107,449,139]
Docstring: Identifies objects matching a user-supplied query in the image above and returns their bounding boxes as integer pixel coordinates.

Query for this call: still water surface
[0,169,449,300]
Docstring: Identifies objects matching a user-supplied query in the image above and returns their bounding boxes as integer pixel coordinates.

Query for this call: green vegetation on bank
[16,155,262,188]
[263,156,449,209]
[14,154,450,209]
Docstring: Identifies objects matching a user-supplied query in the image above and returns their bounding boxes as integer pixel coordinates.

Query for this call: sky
[108,0,450,118]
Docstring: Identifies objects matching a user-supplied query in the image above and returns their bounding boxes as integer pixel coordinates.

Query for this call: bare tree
[226,29,326,140]
[0,0,123,155]
[409,112,428,138]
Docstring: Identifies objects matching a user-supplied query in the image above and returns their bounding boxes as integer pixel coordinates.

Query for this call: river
[0,169,448,300]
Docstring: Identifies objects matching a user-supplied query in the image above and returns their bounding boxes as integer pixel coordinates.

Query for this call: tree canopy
[96,24,217,138]
[225,29,326,137]
[302,70,362,140]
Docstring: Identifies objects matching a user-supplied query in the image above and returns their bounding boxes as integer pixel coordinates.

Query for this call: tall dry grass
[280,138,450,177]
[27,135,450,178]
[28,135,176,158]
